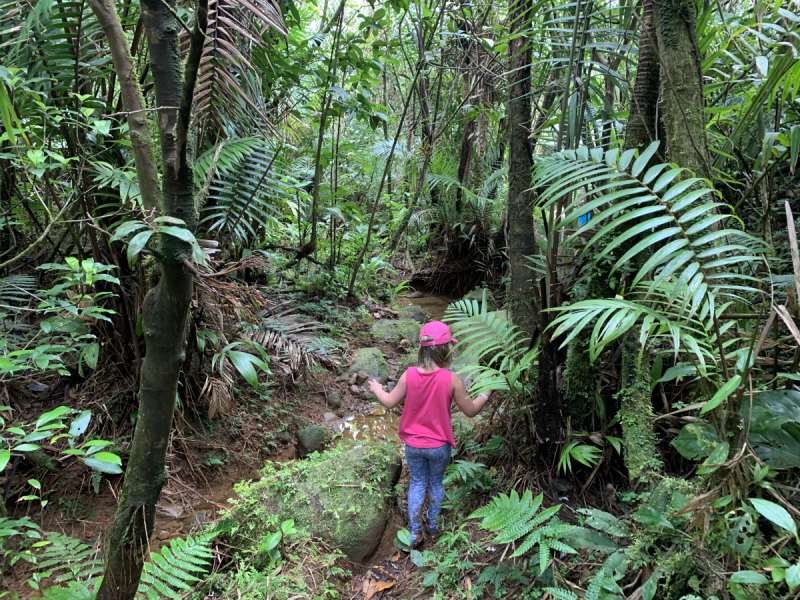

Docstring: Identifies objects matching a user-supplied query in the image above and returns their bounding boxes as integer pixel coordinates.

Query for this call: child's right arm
[451,374,490,417]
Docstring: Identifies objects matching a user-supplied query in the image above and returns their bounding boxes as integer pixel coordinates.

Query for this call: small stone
[350,385,361,394]
[373,312,381,318]
[327,391,342,409]
[399,339,410,348]
[348,373,357,385]
[324,412,337,422]
[387,352,396,359]
[362,387,374,399]
[157,531,170,541]
[387,382,396,392]
[356,371,369,384]
[296,425,331,458]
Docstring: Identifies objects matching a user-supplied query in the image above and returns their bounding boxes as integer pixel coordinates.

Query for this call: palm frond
[194,0,286,133]
[537,142,766,363]
[200,140,296,247]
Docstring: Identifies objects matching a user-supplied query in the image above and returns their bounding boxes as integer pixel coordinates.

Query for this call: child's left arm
[368,371,407,409]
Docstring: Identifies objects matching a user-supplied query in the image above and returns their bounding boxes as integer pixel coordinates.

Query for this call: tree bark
[506,0,537,337]
[653,0,711,179]
[91,0,207,596]
[87,0,160,214]
[624,0,660,156]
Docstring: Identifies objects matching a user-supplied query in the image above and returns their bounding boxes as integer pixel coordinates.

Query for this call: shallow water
[397,293,459,321]
[339,404,402,446]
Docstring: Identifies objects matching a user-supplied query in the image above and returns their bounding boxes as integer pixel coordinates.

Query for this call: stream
[153,292,456,544]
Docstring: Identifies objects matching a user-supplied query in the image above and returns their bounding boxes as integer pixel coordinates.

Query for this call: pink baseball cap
[419,321,458,346]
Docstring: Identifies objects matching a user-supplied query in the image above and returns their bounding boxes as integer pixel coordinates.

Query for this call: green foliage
[26,532,216,599]
[469,489,576,572]
[558,441,603,473]
[445,293,538,400]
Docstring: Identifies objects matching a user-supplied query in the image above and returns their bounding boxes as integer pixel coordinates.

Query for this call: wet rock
[464,288,497,312]
[327,391,342,409]
[401,304,427,323]
[404,291,425,298]
[296,425,331,458]
[324,412,337,422]
[370,319,420,343]
[348,348,390,383]
[356,371,369,384]
[228,442,402,563]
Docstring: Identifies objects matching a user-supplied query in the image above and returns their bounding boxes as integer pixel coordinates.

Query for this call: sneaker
[409,530,424,549]
[426,523,440,540]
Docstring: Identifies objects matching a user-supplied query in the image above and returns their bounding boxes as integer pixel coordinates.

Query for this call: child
[368,320,491,548]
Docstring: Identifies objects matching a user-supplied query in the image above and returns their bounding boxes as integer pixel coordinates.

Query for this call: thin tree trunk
[506,0,537,337]
[90,0,207,596]
[87,0,160,214]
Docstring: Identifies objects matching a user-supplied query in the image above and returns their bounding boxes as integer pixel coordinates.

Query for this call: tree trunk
[506,0,537,337]
[625,0,661,156]
[91,0,207,596]
[653,0,711,179]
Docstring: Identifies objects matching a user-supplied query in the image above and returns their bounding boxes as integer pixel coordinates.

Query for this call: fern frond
[542,588,579,600]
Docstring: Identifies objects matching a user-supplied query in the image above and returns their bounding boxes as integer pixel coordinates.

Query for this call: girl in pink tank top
[369,320,492,549]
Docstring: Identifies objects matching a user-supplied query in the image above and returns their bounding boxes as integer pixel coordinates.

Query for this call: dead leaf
[375,581,395,593]
[389,550,401,562]
[363,579,378,600]
[464,576,472,600]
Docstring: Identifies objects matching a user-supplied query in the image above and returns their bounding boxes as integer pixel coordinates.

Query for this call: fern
[536,142,766,370]
[469,490,576,571]
[444,294,537,398]
[29,532,216,599]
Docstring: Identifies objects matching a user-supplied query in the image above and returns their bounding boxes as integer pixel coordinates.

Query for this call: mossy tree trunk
[653,0,711,179]
[506,0,537,338]
[563,0,662,431]
[88,0,207,597]
[615,0,664,481]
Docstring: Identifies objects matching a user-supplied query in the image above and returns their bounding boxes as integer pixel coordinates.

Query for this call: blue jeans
[405,443,451,534]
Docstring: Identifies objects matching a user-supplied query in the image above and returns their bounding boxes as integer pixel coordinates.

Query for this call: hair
[417,336,453,369]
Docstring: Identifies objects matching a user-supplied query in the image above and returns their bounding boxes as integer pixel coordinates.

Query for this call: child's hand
[368,379,384,396]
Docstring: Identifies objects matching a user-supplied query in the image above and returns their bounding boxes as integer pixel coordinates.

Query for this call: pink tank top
[399,367,456,448]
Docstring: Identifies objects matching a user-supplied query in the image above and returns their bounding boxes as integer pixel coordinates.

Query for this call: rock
[348,348,390,383]
[401,304,427,323]
[399,351,417,374]
[356,371,369,384]
[451,412,477,440]
[327,391,342,409]
[350,385,361,394]
[324,412,337,422]
[362,387,374,399]
[404,291,425,298]
[348,373,357,385]
[192,510,209,526]
[370,319,421,343]
[228,443,402,563]
[296,425,331,458]
[464,288,497,312]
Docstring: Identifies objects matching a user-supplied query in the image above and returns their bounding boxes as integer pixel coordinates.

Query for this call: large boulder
[296,425,330,458]
[464,288,497,312]
[371,319,420,342]
[400,304,427,323]
[348,348,390,383]
[228,443,402,562]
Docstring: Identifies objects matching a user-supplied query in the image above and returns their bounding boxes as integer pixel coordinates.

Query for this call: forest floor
[3,291,460,598]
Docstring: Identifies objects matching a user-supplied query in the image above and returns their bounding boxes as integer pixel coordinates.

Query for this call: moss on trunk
[618,334,662,482]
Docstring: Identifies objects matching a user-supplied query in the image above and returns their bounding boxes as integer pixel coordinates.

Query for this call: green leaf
[127,230,154,267]
[791,125,800,172]
[91,452,122,465]
[158,226,197,245]
[0,449,10,471]
[410,549,424,567]
[642,571,660,600]
[110,220,147,242]
[13,443,41,452]
[786,564,800,589]
[69,411,92,437]
[700,375,741,414]
[631,141,660,177]
[562,527,618,553]
[750,498,797,537]
[422,572,439,587]
[697,442,729,475]
[577,508,630,537]
[633,507,673,529]
[80,343,99,371]
[83,457,123,474]
[729,571,768,584]
[36,406,72,428]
